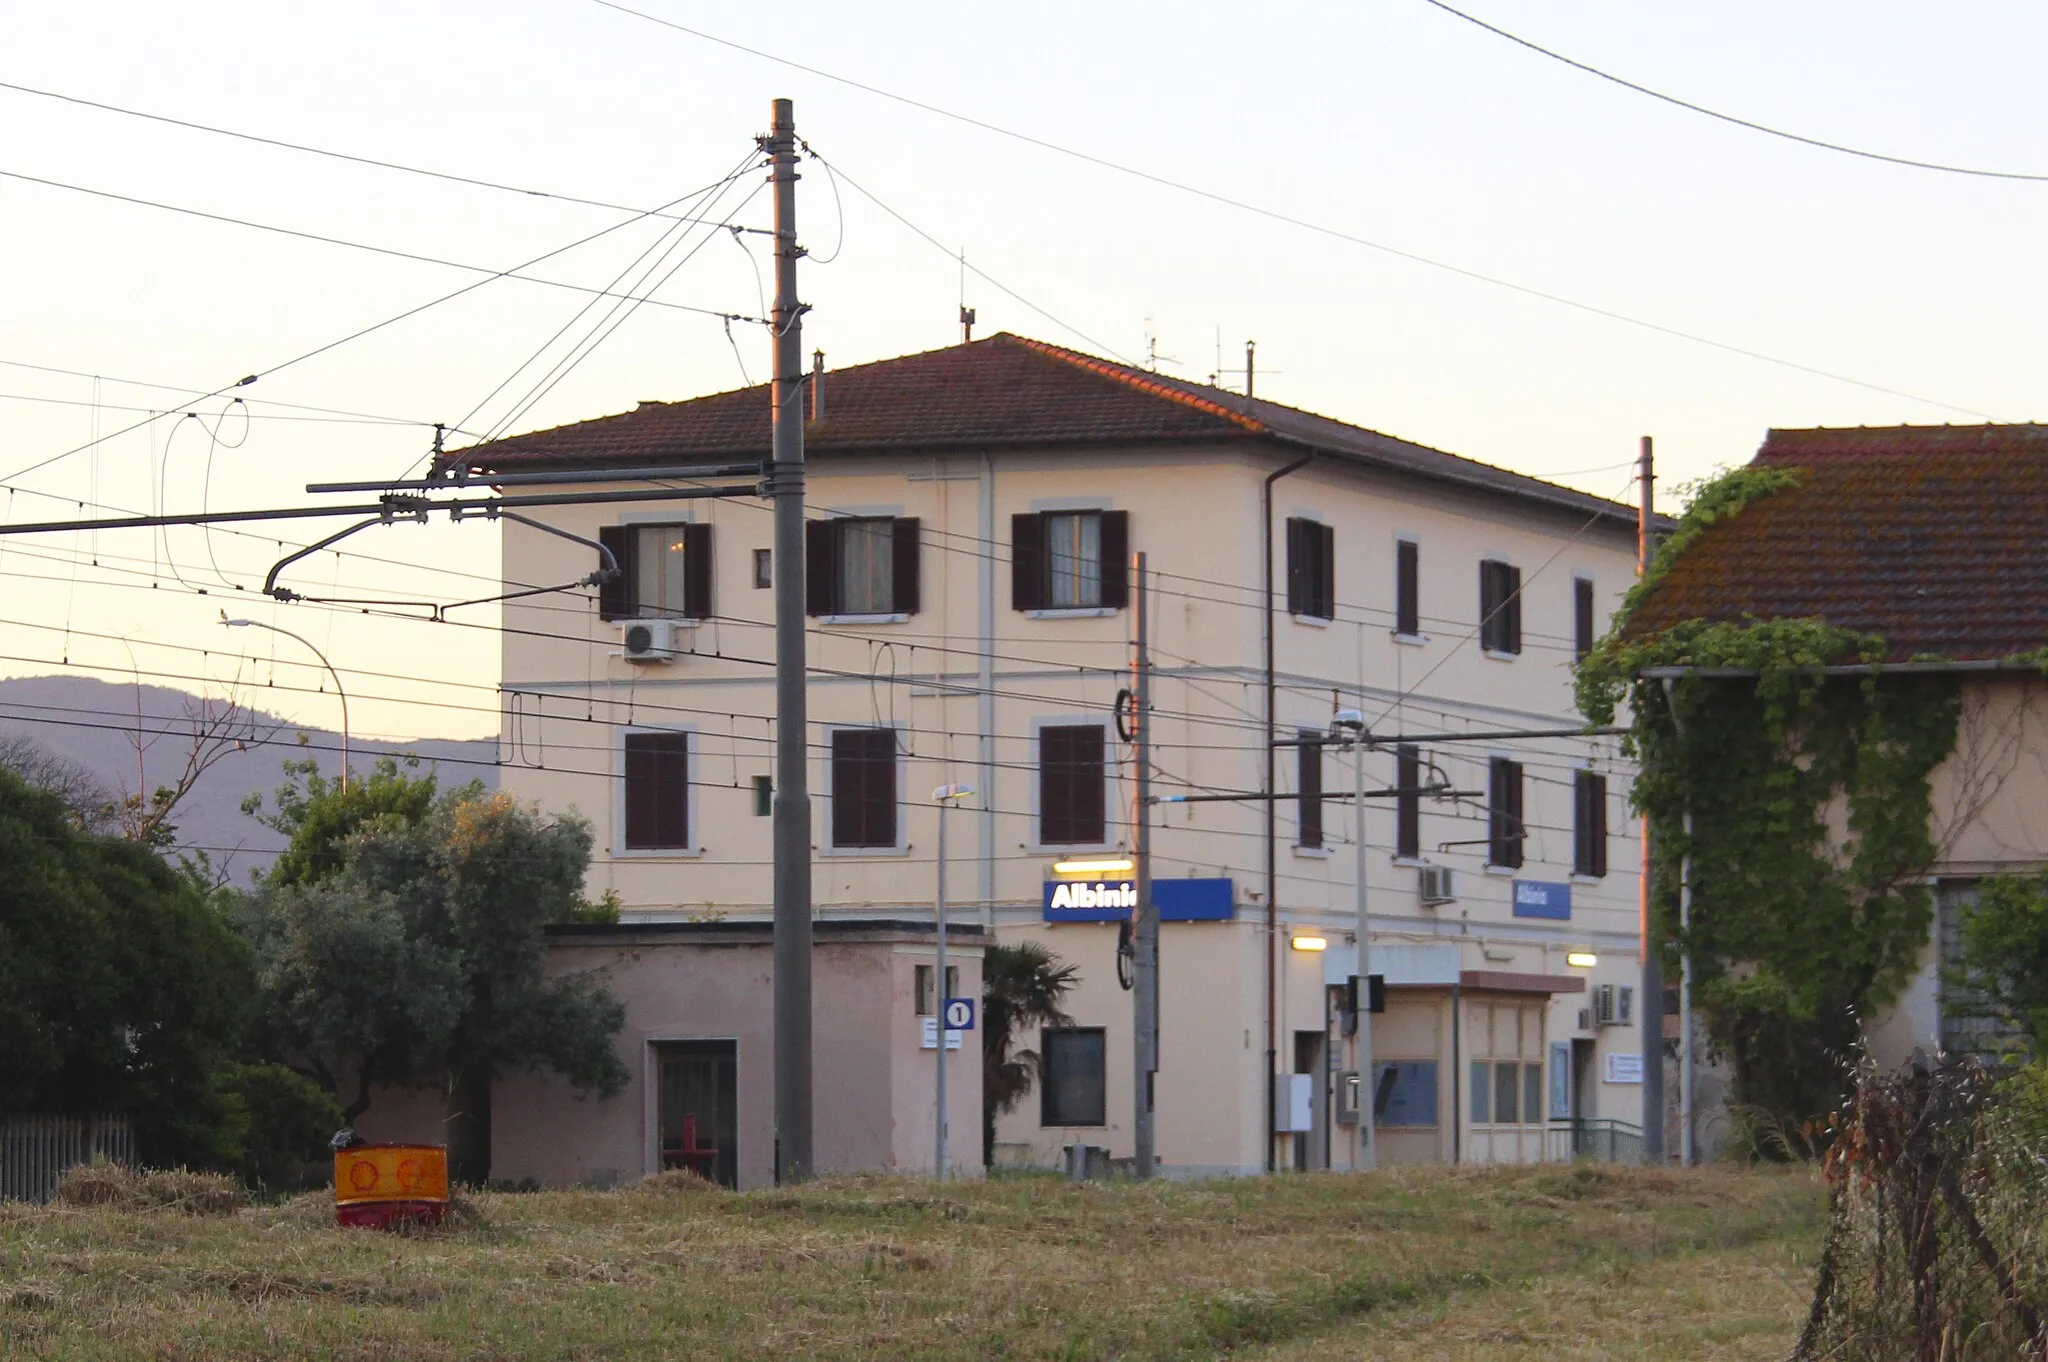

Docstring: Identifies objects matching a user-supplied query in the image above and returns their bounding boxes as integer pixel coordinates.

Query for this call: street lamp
[932,782,976,1181]
[1332,708,1376,1173]
[221,614,350,792]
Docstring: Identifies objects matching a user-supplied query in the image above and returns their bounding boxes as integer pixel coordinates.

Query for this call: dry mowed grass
[0,1162,1823,1360]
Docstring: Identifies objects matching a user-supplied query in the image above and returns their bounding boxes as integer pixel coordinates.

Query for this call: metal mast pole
[1132,551,1158,1179]
[1637,435,1665,1166]
[936,797,950,1181]
[767,97,813,1184]
[1353,729,1376,1172]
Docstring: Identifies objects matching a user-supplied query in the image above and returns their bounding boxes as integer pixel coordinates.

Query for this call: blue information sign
[942,998,976,1031]
[1511,879,1572,920]
[1043,877,1235,922]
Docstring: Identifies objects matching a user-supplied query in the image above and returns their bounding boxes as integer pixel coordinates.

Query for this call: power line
[1415,0,2048,185]
[583,0,2002,419]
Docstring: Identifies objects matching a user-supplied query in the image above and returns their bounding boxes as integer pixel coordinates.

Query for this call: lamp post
[1333,708,1376,1172]
[932,782,976,1180]
[221,614,349,792]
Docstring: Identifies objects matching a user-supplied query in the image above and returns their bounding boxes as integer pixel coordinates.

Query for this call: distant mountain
[0,675,496,883]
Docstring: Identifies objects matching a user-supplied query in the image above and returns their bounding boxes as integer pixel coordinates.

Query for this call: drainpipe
[1262,450,1312,1173]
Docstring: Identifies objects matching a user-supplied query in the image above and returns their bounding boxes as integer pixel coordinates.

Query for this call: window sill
[1290,613,1332,629]
[818,613,910,625]
[1571,872,1607,885]
[1026,607,1118,619]
[1390,855,1428,868]
[1480,647,1521,662]
[1482,864,1520,877]
[608,615,702,628]
[1391,632,1428,647]
[612,846,704,860]
[820,844,911,859]
[1292,844,1333,860]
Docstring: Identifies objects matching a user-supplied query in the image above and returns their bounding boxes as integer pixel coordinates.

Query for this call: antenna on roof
[959,250,975,343]
[1213,340,1274,397]
[1142,317,1179,373]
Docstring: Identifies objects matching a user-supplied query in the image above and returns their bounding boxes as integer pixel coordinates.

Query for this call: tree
[981,941,1078,1166]
[238,770,627,1183]
[0,733,114,832]
[0,767,256,1168]
[1947,871,2048,1054]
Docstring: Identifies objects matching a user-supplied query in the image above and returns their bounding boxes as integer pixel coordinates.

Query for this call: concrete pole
[767,97,813,1184]
[1637,435,1666,1166]
[1680,811,1695,1166]
[936,796,950,1181]
[1353,731,1376,1172]
[1132,551,1158,1179]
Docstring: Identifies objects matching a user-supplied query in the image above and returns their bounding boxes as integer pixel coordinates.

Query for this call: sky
[2,0,2043,742]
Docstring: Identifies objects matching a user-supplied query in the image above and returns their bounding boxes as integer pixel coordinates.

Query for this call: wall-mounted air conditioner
[621,619,680,663]
[1418,864,1455,905]
[1593,983,1634,1028]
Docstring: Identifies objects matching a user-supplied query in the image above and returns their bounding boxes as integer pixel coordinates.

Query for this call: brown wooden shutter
[891,517,921,615]
[1316,521,1336,619]
[1040,724,1106,844]
[1574,578,1596,659]
[1296,732,1323,849]
[1395,744,1420,859]
[1575,771,1607,877]
[805,519,835,616]
[830,728,896,847]
[1489,757,1524,868]
[682,522,713,620]
[1011,513,1045,611]
[1396,540,1419,636]
[1503,564,1523,654]
[598,525,636,621]
[1285,518,1309,616]
[1097,511,1129,608]
[624,731,689,849]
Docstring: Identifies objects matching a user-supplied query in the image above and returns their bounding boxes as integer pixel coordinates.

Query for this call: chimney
[810,349,824,423]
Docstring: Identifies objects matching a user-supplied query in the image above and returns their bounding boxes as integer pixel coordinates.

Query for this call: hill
[0,675,495,882]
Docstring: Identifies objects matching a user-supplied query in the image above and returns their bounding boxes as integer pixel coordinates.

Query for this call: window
[1395,743,1421,860]
[1574,578,1596,659]
[807,517,919,616]
[1478,559,1522,655]
[1041,1028,1107,1126]
[1395,540,1420,637]
[598,523,712,620]
[1573,770,1608,878]
[1296,730,1324,849]
[1471,1061,1542,1125]
[623,731,691,850]
[751,775,772,817]
[753,548,772,589]
[829,728,898,849]
[1488,758,1524,868]
[914,964,960,1016]
[1039,723,1107,845]
[1286,517,1335,620]
[1371,1061,1439,1127]
[1011,510,1129,611]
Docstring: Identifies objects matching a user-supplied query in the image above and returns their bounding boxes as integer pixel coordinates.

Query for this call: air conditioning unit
[1592,983,1635,1028]
[620,618,680,663]
[1418,864,1455,905]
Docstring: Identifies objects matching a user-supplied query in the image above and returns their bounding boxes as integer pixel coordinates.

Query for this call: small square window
[1041,1028,1107,1126]
[753,548,772,589]
[752,775,772,817]
[914,964,960,1016]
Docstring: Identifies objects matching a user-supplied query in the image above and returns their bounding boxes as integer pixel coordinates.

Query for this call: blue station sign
[1043,877,1235,923]
[1511,879,1572,920]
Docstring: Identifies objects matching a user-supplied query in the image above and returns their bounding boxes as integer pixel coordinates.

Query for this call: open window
[598,523,712,620]
[1012,510,1128,611]
[806,516,920,617]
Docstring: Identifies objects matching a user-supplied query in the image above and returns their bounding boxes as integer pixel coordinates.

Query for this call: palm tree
[982,941,1079,1166]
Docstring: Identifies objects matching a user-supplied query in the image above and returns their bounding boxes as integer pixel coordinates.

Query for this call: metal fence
[1568,1117,1644,1165]
[1,1115,135,1203]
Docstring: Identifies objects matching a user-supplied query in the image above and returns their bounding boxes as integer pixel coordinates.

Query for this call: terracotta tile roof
[464,333,1634,523]
[1628,424,2048,661]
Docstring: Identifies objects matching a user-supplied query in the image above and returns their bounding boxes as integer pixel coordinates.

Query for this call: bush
[220,1063,343,1190]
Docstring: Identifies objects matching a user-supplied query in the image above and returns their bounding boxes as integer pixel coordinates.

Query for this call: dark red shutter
[805,519,835,616]
[1396,744,1420,859]
[831,728,896,848]
[1396,541,1419,636]
[891,517,921,615]
[1011,513,1045,611]
[1316,521,1336,619]
[682,522,713,620]
[598,525,636,620]
[1574,578,1596,659]
[1504,565,1523,654]
[624,731,689,849]
[1285,518,1309,616]
[1040,724,1105,845]
[1296,733,1323,849]
[1097,511,1129,609]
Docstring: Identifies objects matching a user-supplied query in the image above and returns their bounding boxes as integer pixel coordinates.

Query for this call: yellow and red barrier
[334,1143,449,1229]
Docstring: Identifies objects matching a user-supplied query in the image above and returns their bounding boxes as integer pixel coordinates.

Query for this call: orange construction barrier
[334,1143,449,1229]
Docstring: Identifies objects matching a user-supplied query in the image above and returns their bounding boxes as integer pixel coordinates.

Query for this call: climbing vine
[1578,468,1963,1137]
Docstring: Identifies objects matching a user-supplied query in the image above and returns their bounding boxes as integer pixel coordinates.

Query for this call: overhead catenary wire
[1414,0,2048,185]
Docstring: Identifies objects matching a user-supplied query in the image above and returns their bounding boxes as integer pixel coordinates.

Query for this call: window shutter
[1504,565,1523,654]
[867,731,897,846]
[624,731,689,849]
[682,522,713,620]
[1096,511,1129,609]
[1011,513,1045,611]
[1395,744,1420,859]
[1285,518,1309,616]
[1039,724,1106,845]
[598,525,636,620]
[805,519,835,616]
[1489,757,1524,868]
[1396,540,1419,636]
[1296,733,1323,849]
[1574,579,1596,659]
[1575,771,1607,877]
[891,517,921,615]
[1316,521,1336,620]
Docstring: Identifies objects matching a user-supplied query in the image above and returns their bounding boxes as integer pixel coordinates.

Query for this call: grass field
[0,1163,1824,1360]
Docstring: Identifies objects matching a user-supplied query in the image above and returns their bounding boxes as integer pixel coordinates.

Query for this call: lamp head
[932,783,976,802]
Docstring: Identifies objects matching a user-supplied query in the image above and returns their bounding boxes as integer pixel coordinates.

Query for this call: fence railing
[1567,1117,1643,1165]
[1,1114,136,1203]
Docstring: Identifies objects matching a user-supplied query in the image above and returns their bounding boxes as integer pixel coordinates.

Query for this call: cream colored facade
[495,435,1655,1177]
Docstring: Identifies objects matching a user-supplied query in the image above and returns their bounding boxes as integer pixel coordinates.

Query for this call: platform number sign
[942,998,976,1031]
